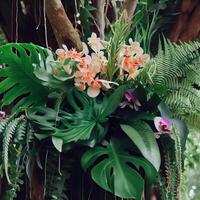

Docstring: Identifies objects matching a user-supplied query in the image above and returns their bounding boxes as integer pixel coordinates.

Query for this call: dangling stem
[173,128,182,200]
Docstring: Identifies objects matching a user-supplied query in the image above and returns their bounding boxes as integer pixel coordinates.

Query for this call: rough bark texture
[169,0,200,42]
[121,0,138,21]
[30,160,44,200]
[46,0,82,51]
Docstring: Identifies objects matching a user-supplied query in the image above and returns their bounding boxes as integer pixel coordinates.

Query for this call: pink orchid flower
[154,117,172,139]
[120,90,141,110]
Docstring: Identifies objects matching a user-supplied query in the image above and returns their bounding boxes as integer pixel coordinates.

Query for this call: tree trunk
[45,0,82,51]
[169,0,200,42]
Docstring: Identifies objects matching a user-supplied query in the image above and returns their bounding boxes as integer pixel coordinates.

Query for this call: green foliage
[0,115,32,200]
[82,138,157,199]
[77,0,96,40]
[121,121,161,171]
[158,125,183,200]
[27,89,104,148]
[140,39,200,130]
[131,0,177,53]
[107,12,130,80]
[34,56,74,91]
[160,149,178,200]
[101,84,129,118]
[182,131,200,200]
[28,85,127,149]
[0,43,52,111]
[2,116,25,184]
[0,3,196,198]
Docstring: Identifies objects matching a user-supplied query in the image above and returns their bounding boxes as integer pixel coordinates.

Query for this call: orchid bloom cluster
[119,39,149,80]
[55,33,149,98]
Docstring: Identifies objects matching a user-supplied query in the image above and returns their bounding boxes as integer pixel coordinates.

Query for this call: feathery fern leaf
[0,115,31,200]
[140,39,200,130]
[2,116,25,184]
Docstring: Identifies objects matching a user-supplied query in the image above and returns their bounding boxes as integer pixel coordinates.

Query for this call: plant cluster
[0,13,200,200]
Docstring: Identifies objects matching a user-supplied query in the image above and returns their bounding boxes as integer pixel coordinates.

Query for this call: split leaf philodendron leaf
[27,89,107,148]
[82,138,157,199]
[121,121,161,171]
[0,43,52,112]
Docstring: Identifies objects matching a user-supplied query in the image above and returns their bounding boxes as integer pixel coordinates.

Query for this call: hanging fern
[140,39,200,130]
[2,116,25,184]
[0,115,32,200]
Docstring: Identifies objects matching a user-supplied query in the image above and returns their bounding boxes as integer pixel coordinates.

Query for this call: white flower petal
[82,42,89,55]
[85,55,92,64]
[56,48,65,55]
[87,87,100,98]
[62,44,68,51]
[154,117,162,132]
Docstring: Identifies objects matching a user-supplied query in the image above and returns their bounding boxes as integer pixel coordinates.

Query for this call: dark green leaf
[101,85,129,118]
[121,121,161,171]
[82,138,157,199]
[0,43,51,111]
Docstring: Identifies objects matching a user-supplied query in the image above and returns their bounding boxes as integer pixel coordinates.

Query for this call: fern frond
[2,116,25,184]
[0,118,10,133]
[140,39,200,130]
[14,119,27,142]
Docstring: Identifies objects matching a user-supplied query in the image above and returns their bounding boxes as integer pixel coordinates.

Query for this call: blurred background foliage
[182,132,200,200]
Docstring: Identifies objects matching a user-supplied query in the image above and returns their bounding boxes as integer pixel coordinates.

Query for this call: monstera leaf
[27,89,107,149]
[82,138,157,199]
[0,43,52,111]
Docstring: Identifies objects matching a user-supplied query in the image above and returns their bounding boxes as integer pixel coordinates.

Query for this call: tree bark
[92,0,105,39]
[30,160,44,200]
[120,0,138,21]
[168,0,200,42]
[45,0,83,51]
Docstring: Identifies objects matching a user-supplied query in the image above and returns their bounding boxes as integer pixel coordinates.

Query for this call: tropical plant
[0,10,199,200]
[0,114,33,200]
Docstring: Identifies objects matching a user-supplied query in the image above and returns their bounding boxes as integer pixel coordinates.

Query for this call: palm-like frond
[0,43,52,111]
[140,39,200,130]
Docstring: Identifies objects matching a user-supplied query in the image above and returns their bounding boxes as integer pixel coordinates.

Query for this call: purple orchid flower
[120,90,141,111]
[154,117,172,139]
[0,111,6,120]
